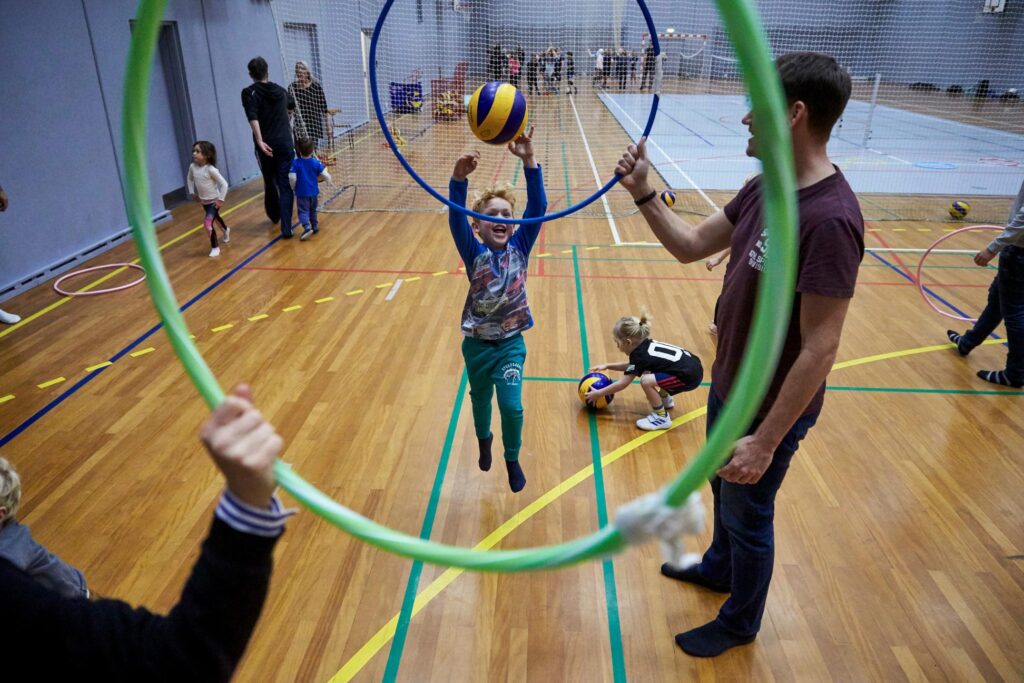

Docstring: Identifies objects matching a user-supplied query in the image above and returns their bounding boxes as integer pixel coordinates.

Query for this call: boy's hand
[585,387,605,401]
[507,126,536,167]
[589,364,609,372]
[705,255,723,271]
[453,151,480,181]
[201,384,282,509]
[214,199,224,209]
[615,136,653,198]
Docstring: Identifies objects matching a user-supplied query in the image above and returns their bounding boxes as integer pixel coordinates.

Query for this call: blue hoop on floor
[369,0,662,225]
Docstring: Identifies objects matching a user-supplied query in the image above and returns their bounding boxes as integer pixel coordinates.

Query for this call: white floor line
[601,93,720,212]
[569,93,622,244]
[385,279,404,301]
[866,247,976,254]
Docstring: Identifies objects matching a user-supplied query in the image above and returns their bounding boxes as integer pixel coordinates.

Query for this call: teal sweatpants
[461,334,526,462]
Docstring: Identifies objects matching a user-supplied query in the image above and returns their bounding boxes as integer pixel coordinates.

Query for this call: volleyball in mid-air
[661,191,676,208]
[467,81,529,145]
[948,200,970,220]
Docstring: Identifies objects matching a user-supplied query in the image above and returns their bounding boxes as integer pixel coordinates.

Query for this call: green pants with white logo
[461,334,526,462]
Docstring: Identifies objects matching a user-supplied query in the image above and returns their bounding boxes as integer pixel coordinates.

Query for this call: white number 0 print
[647,341,688,362]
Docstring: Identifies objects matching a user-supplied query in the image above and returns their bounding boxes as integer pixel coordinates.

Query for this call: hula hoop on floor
[53,263,147,297]
[368,0,662,226]
[916,225,1003,323]
[123,0,797,572]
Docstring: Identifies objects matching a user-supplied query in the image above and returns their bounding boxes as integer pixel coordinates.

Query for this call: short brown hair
[470,184,517,217]
[248,56,269,80]
[775,52,851,140]
[296,137,315,157]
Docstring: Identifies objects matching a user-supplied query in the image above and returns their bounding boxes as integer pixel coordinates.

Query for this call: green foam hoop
[123,0,796,571]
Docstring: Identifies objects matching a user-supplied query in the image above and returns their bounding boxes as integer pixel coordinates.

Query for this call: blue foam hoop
[369,0,662,225]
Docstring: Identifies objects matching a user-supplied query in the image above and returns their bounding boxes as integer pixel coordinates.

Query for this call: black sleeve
[3,517,279,682]
[241,86,259,122]
[316,83,327,114]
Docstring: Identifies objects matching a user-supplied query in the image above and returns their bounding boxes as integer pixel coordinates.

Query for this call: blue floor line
[0,236,281,448]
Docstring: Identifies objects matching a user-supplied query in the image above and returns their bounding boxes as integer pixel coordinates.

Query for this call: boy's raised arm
[449,152,482,268]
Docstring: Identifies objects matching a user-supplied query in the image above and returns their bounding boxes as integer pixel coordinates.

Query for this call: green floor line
[382,370,469,682]
[572,246,627,682]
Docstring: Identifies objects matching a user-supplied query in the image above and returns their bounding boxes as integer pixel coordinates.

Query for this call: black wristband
[634,190,657,206]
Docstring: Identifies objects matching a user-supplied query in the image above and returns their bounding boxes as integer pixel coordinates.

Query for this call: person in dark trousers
[617,52,864,657]
[526,53,540,96]
[641,44,656,91]
[947,177,1024,388]
[2,384,291,680]
[242,56,296,236]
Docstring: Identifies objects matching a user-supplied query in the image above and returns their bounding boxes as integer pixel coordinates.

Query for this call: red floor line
[869,229,916,280]
[241,265,988,288]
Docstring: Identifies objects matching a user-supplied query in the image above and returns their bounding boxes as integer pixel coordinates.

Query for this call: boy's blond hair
[613,309,652,342]
[470,183,517,218]
[0,456,21,524]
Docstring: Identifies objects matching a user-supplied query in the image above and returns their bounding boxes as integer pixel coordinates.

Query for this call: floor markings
[129,347,155,358]
[37,377,67,389]
[85,361,113,372]
[211,323,234,333]
[384,279,404,301]
[248,313,270,321]
[282,305,303,312]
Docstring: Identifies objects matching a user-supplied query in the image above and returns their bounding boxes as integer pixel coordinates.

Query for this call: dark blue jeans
[297,196,319,230]
[698,389,819,637]
[961,245,1024,383]
[257,143,295,234]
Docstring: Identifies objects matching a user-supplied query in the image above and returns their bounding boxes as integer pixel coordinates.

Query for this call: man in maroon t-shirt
[616,52,864,657]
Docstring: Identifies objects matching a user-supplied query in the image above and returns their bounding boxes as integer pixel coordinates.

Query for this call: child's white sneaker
[300,226,313,241]
[209,247,220,257]
[662,394,675,410]
[222,227,230,244]
[0,309,21,324]
[636,412,671,431]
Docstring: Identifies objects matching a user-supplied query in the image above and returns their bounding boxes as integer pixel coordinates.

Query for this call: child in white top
[187,141,230,257]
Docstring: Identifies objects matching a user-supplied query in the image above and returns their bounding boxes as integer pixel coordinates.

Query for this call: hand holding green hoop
[123,0,796,571]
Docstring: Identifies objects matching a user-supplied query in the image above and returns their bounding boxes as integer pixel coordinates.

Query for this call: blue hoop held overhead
[369,0,662,225]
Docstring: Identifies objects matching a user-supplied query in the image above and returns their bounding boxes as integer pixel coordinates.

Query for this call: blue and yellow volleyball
[578,372,615,410]
[468,81,529,145]
[948,200,970,220]
[661,191,676,208]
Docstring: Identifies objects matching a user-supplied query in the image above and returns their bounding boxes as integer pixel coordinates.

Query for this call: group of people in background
[490,44,577,96]
[488,41,658,96]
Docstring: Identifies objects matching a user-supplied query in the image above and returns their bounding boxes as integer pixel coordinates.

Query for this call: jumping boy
[449,127,547,492]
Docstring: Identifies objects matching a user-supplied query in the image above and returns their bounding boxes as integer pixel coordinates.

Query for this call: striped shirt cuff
[215,490,296,538]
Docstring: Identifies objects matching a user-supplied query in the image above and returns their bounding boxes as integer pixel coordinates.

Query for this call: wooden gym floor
[1,92,1022,682]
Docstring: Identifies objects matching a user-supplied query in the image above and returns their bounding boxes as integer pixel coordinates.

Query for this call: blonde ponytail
[612,308,652,342]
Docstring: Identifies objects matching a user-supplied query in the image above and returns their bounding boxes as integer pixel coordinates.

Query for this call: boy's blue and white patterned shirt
[448,166,548,340]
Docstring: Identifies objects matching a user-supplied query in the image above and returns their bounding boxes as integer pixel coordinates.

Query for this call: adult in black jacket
[242,56,296,235]
[2,385,289,681]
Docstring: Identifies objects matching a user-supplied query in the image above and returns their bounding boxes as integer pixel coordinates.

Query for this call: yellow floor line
[333,336,1016,681]
[346,289,364,296]
[37,377,67,389]
[129,347,155,358]
[0,394,14,405]
[432,271,448,276]
[404,277,421,283]
[282,305,303,312]
[211,323,234,333]
[315,297,335,304]
[0,193,263,341]
[375,282,393,289]
[85,361,113,372]
[248,314,270,322]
